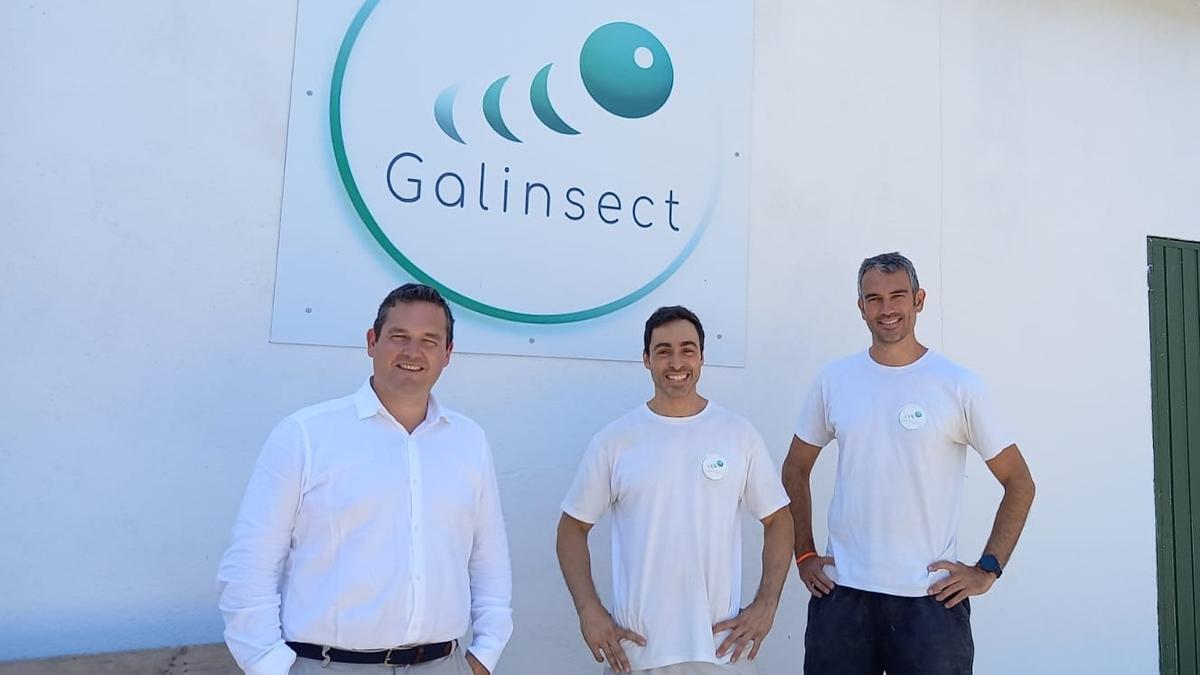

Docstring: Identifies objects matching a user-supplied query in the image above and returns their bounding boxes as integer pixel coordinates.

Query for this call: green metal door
[1152,236,1200,675]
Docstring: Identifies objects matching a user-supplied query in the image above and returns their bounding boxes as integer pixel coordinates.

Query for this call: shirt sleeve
[962,376,1015,461]
[217,418,304,675]
[741,427,792,520]
[560,436,613,525]
[794,372,834,448]
[465,436,514,673]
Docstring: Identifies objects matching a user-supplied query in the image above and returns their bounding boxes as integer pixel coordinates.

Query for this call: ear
[442,341,454,366]
[366,328,378,357]
[857,296,867,319]
[914,288,927,312]
[643,351,651,370]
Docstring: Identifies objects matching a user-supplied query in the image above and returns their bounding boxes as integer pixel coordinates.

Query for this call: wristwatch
[976,553,1003,579]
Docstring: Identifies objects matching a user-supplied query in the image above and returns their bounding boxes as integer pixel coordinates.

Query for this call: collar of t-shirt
[860,348,934,374]
[640,400,713,425]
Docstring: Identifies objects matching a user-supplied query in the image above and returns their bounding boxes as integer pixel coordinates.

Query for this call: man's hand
[578,602,646,673]
[927,560,996,608]
[465,651,489,675]
[797,554,836,597]
[712,599,779,663]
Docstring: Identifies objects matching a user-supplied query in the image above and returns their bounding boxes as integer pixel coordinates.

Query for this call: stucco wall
[3,1,1198,672]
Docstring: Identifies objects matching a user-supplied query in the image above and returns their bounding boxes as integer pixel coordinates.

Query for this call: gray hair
[857,252,920,297]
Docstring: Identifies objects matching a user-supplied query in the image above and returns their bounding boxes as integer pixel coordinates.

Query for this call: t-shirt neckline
[642,400,712,424]
[863,348,935,374]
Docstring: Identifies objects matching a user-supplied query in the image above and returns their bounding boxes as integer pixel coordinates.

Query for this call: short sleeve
[741,428,791,520]
[560,436,614,524]
[794,373,834,448]
[962,377,1015,461]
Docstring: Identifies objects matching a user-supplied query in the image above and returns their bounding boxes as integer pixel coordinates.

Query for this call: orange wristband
[796,551,818,565]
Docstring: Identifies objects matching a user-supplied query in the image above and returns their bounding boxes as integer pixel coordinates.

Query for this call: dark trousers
[803,585,973,675]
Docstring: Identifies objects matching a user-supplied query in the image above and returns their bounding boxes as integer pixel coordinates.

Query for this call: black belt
[287,640,455,666]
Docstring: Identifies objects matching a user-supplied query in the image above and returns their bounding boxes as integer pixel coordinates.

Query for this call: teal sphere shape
[580,22,673,119]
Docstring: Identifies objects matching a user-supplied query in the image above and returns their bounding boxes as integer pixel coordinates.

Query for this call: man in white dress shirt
[219,284,512,675]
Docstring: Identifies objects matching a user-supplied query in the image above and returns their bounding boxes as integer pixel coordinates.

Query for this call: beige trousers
[604,659,761,675]
[289,646,472,675]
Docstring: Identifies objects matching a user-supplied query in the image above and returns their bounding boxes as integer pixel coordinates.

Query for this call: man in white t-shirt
[557,306,794,674]
[782,252,1036,675]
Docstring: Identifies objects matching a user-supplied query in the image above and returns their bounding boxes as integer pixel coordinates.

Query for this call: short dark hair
[373,283,455,345]
[857,252,920,297]
[643,305,705,354]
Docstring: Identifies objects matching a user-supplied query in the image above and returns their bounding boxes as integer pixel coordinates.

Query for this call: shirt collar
[354,378,450,427]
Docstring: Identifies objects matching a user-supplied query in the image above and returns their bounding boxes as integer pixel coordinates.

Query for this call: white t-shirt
[562,403,790,671]
[795,350,1013,597]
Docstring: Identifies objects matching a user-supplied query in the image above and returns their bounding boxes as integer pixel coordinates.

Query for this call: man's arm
[928,444,1036,607]
[464,443,513,675]
[556,513,646,674]
[712,506,794,662]
[781,436,836,596]
[979,444,1036,566]
[217,419,304,675]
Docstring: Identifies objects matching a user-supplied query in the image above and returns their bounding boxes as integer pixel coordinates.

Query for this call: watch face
[979,555,1002,576]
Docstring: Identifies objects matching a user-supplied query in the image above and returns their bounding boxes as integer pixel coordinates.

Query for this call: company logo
[898,404,928,431]
[330,1,733,324]
[702,454,729,481]
[436,22,674,145]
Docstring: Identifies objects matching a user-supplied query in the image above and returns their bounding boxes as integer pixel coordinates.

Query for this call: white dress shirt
[218,381,512,675]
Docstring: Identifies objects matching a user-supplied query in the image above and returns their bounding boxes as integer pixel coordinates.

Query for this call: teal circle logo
[330,0,715,325]
[580,22,674,119]
[433,21,674,145]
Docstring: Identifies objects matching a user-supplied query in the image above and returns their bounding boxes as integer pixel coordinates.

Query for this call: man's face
[643,319,704,399]
[857,268,926,345]
[366,301,452,395]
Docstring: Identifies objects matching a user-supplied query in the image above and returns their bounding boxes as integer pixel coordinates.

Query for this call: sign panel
[272,0,752,364]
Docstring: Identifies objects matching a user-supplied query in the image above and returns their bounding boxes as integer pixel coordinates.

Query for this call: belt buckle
[383,646,423,667]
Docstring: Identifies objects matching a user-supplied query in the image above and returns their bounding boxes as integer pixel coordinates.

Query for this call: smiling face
[857,268,926,346]
[366,300,452,399]
[643,319,704,401]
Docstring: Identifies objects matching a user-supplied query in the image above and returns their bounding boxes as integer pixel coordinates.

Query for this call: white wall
[3,1,1198,673]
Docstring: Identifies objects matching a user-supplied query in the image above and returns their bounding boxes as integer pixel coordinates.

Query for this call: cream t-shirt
[795,350,1013,597]
[563,403,790,671]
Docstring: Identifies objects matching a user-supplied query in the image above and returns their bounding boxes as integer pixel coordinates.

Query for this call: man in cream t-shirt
[557,306,793,674]
[782,253,1036,675]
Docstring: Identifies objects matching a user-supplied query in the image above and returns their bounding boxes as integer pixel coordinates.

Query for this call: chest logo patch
[702,453,729,480]
[898,403,927,430]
